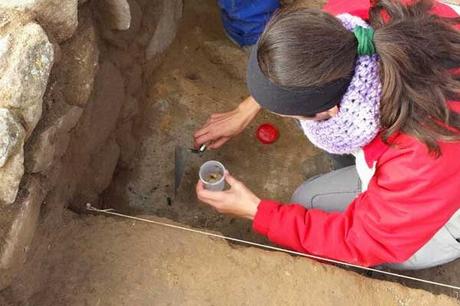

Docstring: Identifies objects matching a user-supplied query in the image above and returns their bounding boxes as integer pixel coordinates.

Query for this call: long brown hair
[258,0,460,155]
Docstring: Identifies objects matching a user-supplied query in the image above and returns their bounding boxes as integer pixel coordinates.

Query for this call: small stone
[97,0,132,31]
[0,22,54,136]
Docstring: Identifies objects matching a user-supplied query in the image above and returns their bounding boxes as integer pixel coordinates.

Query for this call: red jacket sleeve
[253,135,460,266]
[324,0,460,24]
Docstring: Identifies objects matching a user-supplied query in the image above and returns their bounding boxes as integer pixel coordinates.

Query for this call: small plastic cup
[199,160,226,191]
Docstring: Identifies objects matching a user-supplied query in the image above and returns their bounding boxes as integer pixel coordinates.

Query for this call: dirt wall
[0,0,182,290]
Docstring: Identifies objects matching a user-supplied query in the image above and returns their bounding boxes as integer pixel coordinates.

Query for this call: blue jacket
[218,0,280,46]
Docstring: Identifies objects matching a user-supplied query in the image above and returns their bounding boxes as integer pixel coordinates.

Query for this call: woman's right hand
[194,96,261,149]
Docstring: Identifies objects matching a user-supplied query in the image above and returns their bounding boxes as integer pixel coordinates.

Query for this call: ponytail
[370,0,460,155]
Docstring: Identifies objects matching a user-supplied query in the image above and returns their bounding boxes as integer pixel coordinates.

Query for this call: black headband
[246,46,352,117]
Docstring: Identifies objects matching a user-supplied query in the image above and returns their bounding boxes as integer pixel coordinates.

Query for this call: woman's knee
[290,175,323,209]
[290,166,361,212]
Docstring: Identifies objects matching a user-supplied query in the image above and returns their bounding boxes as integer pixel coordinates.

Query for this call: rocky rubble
[0,0,183,292]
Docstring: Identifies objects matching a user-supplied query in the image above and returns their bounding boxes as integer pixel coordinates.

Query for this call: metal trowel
[174,143,207,195]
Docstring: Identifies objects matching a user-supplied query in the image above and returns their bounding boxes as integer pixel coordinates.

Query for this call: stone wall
[0,0,182,289]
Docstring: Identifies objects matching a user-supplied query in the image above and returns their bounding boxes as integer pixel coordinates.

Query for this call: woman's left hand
[196,172,261,220]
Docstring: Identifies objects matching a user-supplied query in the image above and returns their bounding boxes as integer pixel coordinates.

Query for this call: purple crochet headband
[300,14,382,155]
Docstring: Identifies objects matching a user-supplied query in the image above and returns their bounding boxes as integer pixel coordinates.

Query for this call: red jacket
[252,0,460,267]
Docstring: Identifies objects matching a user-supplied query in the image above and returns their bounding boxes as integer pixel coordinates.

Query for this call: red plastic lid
[256,123,279,144]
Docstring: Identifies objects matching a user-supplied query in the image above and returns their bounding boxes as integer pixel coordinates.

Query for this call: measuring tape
[86,204,460,292]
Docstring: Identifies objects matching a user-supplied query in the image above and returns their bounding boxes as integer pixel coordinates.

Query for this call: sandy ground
[1,212,458,305]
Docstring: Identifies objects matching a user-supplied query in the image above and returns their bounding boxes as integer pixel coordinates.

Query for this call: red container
[256,123,279,144]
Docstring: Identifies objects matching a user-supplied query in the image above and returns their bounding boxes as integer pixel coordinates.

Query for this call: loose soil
[2,213,458,305]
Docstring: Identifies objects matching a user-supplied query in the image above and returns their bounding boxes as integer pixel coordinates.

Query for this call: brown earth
[1,212,458,306]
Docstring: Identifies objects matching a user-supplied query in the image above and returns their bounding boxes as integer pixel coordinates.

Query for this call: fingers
[210,112,228,120]
[194,122,227,147]
[196,181,224,203]
[224,171,241,187]
[194,112,232,137]
[194,133,215,148]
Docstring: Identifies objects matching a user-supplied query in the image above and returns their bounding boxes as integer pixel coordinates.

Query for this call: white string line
[86,204,460,291]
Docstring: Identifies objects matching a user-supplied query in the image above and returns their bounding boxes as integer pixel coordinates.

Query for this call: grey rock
[0,0,38,10]
[0,108,25,205]
[75,60,125,154]
[0,108,25,168]
[97,0,132,31]
[57,12,99,107]
[98,0,142,47]
[0,177,45,289]
[0,146,24,205]
[146,0,182,60]
[0,22,54,136]
[0,0,78,43]
[35,0,78,42]
[26,105,83,173]
[74,137,120,205]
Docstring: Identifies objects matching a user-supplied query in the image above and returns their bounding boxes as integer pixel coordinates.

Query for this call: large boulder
[0,22,54,136]
[0,109,25,168]
[75,60,125,154]
[0,150,24,206]
[0,109,25,205]
[0,0,37,10]
[77,137,120,203]
[35,0,79,43]
[145,0,182,60]
[25,105,83,173]
[0,177,45,289]
[56,10,99,107]
[96,0,131,31]
[0,0,78,43]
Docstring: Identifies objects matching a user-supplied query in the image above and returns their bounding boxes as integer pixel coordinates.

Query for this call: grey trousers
[291,166,460,270]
